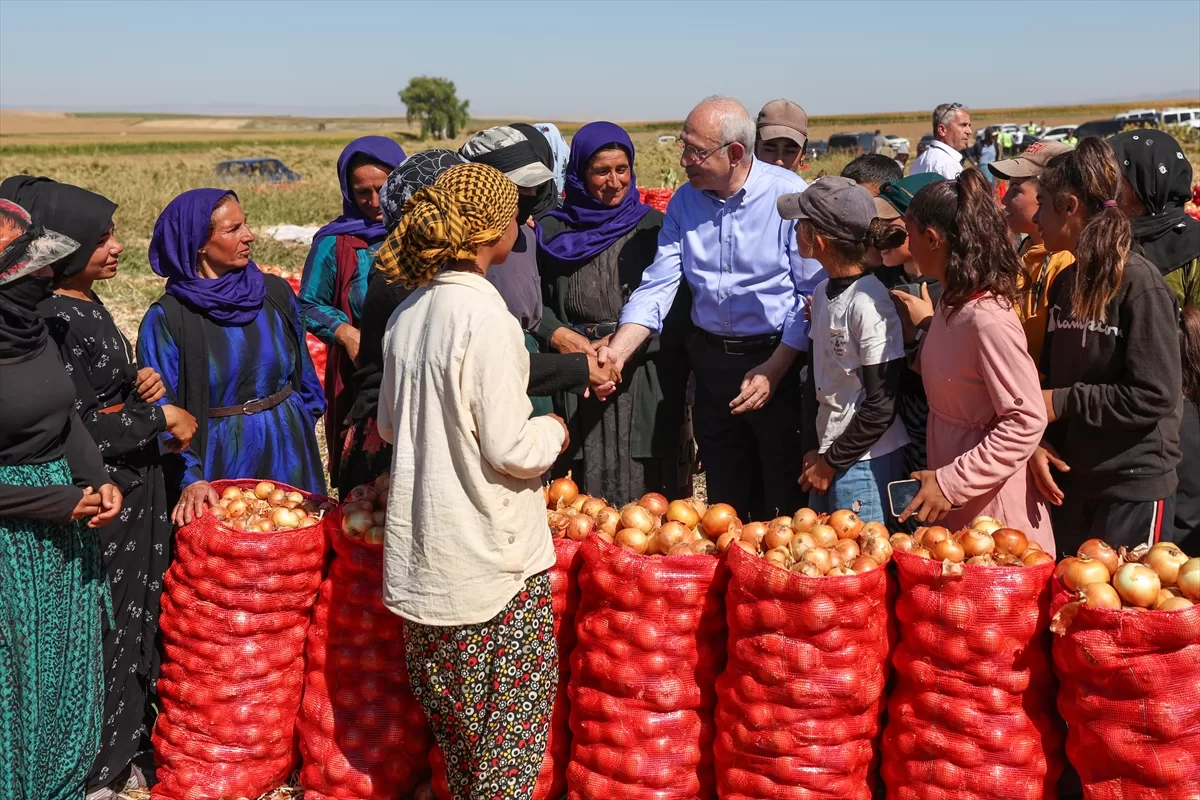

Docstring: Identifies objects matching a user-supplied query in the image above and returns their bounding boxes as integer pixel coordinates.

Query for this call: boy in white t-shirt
[777,177,909,523]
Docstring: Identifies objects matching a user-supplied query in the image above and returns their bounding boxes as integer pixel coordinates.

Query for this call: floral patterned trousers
[403,571,557,800]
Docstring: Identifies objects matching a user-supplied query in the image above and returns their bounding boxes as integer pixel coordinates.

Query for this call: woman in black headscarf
[1111,130,1200,307]
[1,175,196,796]
[511,122,562,221]
[0,196,124,800]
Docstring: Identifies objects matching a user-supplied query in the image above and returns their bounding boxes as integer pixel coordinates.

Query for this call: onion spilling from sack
[894,516,1049,572]
[1056,539,1197,615]
[544,476,722,556]
[210,480,334,533]
[338,474,391,546]
[737,507,893,576]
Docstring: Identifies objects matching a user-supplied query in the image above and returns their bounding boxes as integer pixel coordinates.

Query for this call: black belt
[701,330,781,355]
[570,322,618,340]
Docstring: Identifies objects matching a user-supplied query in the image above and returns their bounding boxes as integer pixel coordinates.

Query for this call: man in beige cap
[755,99,808,172]
[989,140,1075,364]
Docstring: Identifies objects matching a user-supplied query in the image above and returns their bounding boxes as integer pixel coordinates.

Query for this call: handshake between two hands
[551,328,623,400]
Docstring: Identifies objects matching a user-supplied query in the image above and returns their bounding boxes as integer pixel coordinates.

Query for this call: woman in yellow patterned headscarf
[376,162,519,289]
[376,159,571,798]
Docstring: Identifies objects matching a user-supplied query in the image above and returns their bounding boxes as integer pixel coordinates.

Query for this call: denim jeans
[811,448,907,525]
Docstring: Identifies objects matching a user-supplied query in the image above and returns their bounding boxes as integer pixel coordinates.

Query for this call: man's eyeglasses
[677,136,734,165]
[935,103,966,126]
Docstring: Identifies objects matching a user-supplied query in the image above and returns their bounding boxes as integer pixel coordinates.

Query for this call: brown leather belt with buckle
[701,330,782,355]
[98,403,126,415]
[209,385,294,418]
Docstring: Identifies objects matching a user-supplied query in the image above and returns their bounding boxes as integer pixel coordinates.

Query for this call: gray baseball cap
[459,126,556,188]
[777,176,878,242]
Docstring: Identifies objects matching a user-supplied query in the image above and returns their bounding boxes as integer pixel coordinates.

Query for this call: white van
[1160,107,1200,132]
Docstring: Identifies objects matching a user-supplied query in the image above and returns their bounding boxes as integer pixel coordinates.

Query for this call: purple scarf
[540,121,651,265]
[313,136,407,245]
[149,188,266,326]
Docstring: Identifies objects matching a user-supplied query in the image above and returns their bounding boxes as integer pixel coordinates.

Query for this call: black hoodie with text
[1041,252,1182,502]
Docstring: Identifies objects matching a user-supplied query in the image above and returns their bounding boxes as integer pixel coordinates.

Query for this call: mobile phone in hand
[888,479,921,519]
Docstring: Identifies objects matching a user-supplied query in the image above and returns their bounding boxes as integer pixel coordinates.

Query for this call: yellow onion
[666,499,700,528]
[1143,543,1189,586]
[616,528,649,555]
[620,504,655,534]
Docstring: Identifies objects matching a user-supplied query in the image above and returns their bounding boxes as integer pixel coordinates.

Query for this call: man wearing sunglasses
[910,102,973,180]
[598,95,825,522]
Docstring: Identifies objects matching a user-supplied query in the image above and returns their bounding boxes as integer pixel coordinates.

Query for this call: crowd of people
[0,95,1197,798]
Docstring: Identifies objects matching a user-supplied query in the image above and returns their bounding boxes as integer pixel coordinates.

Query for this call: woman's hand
[546,413,571,454]
[172,480,219,526]
[163,405,198,452]
[1030,441,1069,505]
[798,450,835,495]
[135,367,167,404]
[550,327,596,357]
[890,284,934,345]
[586,353,621,399]
[334,324,361,365]
[70,487,103,522]
[89,484,124,528]
[898,470,953,523]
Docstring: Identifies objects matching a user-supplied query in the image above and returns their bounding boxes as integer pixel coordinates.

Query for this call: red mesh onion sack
[152,480,327,800]
[567,534,728,799]
[716,543,892,800]
[881,552,1064,800]
[430,537,583,800]
[297,507,433,799]
[1050,581,1200,799]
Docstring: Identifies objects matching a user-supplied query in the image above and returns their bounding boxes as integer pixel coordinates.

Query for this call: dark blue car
[215,158,301,183]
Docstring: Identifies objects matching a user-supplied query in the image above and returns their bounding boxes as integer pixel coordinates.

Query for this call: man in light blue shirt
[600,96,825,520]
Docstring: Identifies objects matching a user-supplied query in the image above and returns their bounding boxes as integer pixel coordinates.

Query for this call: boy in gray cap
[755,99,808,172]
[777,176,908,523]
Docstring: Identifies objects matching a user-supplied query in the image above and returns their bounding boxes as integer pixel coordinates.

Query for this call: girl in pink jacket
[890,168,1054,552]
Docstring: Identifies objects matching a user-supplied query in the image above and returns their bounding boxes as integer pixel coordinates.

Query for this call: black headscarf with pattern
[1110,130,1200,276]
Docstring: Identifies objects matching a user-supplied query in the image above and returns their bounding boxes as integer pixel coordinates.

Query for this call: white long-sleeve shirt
[378,270,565,626]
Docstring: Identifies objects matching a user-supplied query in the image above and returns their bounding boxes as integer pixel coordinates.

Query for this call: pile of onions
[544,477,720,556]
[338,474,390,546]
[737,507,893,577]
[894,516,1050,568]
[1058,538,1197,611]
[211,480,331,534]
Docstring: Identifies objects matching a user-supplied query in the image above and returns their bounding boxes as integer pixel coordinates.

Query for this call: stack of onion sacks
[729,506,894,577]
[714,520,893,798]
[1051,540,1200,798]
[881,517,1064,799]
[544,476,721,557]
[297,474,432,799]
[210,481,333,534]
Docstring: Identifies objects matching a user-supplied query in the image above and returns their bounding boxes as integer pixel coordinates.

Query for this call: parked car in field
[827,132,876,154]
[1114,108,1159,123]
[1161,107,1200,135]
[1075,117,1157,141]
[917,134,934,156]
[807,140,829,159]
[1041,125,1076,142]
[215,158,302,183]
[884,134,910,151]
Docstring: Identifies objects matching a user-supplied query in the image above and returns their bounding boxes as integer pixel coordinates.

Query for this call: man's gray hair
[932,102,968,135]
[698,95,756,160]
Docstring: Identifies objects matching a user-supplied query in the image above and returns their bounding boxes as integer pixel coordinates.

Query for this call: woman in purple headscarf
[137,189,326,522]
[537,122,693,506]
[298,136,405,485]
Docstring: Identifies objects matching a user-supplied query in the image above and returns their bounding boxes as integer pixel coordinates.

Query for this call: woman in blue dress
[297,136,405,486]
[137,189,326,523]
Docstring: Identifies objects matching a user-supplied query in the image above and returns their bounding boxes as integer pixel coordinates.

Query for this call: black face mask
[517,194,538,227]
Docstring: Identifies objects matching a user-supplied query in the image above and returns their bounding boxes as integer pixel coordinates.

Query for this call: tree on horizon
[399,76,470,140]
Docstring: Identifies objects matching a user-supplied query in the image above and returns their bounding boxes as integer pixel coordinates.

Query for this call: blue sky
[1,0,1197,120]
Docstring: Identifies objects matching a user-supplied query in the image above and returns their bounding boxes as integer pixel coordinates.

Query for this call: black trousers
[688,335,803,522]
[1051,494,1176,559]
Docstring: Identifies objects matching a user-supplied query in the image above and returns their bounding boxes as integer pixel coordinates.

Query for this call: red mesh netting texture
[567,534,728,800]
[151,480,327,800]
[1050,581,1200,799]
[881,551,1064,800]
[430,537,583,800]
[715,543,893,799]
[296,507,433,799]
